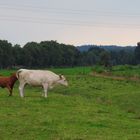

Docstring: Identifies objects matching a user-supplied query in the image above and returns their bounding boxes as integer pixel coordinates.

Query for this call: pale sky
[0,0,140,47]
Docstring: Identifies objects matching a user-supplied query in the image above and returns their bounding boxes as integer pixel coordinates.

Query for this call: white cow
[16,69,68,98]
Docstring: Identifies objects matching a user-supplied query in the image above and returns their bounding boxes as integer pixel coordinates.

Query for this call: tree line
[0,39,139,69]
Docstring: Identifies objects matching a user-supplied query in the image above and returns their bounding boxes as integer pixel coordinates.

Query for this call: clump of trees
[0,39,139,69]
[0,40,80,68]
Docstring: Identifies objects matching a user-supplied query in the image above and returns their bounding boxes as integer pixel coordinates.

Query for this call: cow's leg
[19,82,25,98]
[42,83,48,98]
[7,85,12,96]
[9,89,12,96]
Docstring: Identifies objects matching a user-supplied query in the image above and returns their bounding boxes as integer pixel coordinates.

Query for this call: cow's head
[57,74,68,86]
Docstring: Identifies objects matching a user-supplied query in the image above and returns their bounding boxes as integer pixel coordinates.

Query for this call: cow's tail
[16,69,23,79]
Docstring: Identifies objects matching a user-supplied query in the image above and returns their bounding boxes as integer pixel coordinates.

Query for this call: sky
[0,0,140,47]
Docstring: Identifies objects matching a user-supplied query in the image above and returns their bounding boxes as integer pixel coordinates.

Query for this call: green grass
[112,65,140,77]
[0,67,140,140]
[92,65,140,77]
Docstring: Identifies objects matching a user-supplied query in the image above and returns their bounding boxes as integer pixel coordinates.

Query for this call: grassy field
[0,66,140,140]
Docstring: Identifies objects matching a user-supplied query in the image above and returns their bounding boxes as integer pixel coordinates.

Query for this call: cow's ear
[59,74,63,79]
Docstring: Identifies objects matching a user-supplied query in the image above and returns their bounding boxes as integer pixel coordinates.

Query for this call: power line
[0,3,140,18]
[0,15,140,29]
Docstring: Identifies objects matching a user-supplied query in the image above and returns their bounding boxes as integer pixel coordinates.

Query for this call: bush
[92,65,105,73]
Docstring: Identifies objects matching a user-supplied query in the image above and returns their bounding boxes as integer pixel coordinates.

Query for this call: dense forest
[0,39,139,68]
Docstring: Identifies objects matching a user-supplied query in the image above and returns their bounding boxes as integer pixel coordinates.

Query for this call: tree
[85,47,107,65]
[23,42,44,68]
[0,40,14,68]
[135,42,140,64]
[100,51,111,67]
[13,44,24,67]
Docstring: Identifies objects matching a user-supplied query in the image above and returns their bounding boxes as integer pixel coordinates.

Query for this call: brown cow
[0,73,18,96]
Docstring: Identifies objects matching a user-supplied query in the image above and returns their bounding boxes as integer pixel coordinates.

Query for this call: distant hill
[77,45,136,52]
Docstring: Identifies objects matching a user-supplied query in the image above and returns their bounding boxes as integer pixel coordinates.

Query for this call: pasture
[0,66,140,140]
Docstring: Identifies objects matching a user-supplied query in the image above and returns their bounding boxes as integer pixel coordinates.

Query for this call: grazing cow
[0,73,18,96]
[16,69,68,98]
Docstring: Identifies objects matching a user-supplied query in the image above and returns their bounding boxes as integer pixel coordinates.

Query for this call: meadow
[0,66,140,140]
